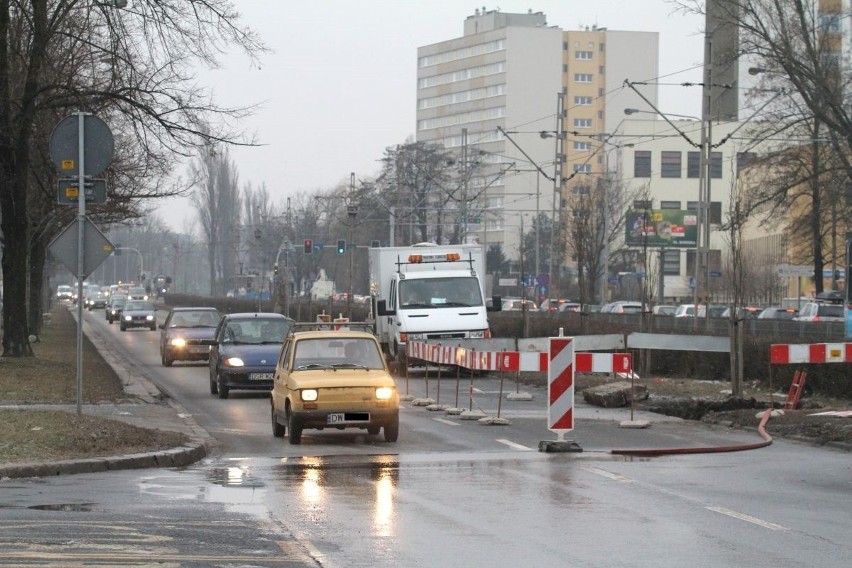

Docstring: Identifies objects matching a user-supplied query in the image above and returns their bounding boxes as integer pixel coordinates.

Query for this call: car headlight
[469,330,485,339]
[224,357,245,367]
[123,315,132,321]
[301,389,318,401]
[376,387,394,400]
[145,315,154,321]
[169,337,186,348]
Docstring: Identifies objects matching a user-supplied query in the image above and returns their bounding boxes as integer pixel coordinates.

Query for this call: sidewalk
[0,312,214,479]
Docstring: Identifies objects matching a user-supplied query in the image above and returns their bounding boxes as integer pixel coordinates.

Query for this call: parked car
[604,301,644,314]
[652,305,677,316]
[696,304,728,318]
[270,329,399,444]
[720,306,763,319]
[674,304,695,318]
[120,300,157,331]
[501,298,538,311]
[757,306,798,320]
[794,302,845,322]
[56,285,73,301]
[206,312,295,399]
[557,302,583,313]
[539,298,572,312]
[159,307,221,367]
[105,295,127,324]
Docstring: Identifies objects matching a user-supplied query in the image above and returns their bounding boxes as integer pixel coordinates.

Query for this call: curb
[0,308,214,480]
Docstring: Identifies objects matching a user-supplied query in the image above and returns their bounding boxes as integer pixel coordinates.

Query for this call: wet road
[0,309,849,566]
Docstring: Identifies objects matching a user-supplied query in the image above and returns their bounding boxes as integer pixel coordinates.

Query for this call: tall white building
[416,8,658,286]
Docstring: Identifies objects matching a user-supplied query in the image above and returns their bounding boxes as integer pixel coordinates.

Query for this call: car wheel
[108,318,113,324]
[383,417,399,443]
[217,373,229,399]
[209,372,218,395]
[120,322,127,331]
[367,426,380,436]
[287,411,302,445]
[271,404,285,438]
[149,323,156,331]
[162,350,173,367]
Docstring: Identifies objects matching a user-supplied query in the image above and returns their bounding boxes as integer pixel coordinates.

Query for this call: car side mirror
[377,299,395,316]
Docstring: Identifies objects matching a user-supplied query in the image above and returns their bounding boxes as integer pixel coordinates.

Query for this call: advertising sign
[625,209,698,248]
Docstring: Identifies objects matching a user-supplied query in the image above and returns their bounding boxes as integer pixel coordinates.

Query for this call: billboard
[625,209,698,248]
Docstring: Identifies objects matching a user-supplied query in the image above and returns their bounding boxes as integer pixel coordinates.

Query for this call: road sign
[48,218,114,278]
[49,114,114,176]
[57,178,107,204]
[547,337,574,432]
[778,263,814,277]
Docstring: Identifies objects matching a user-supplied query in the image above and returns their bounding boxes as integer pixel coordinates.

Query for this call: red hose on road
[611,408,774,457]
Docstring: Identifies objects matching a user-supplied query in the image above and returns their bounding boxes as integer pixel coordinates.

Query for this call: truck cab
[371,245,500,364]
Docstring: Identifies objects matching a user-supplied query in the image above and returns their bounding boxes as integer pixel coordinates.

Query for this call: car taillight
[813,316,820,322]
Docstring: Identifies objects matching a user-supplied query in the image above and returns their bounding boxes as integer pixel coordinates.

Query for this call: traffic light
[304,239,312,254]
[337,239,346,255]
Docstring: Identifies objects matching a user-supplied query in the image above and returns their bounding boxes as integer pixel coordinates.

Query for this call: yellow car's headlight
[170,337,186,348]
[301,389,318,401]
[375,387,394,400]
[224,357,245,367]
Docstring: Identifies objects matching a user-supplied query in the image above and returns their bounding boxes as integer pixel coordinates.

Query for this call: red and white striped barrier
[406,341,632,374]
[548,337,575,432]
[770,343,852,365]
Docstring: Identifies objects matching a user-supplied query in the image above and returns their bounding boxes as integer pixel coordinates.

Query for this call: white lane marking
[433,418,459,427]
[706,507,789,531]
[496,438,535,451]
[584,467,632,482]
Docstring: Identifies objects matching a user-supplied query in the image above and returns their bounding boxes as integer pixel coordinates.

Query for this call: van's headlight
[469,330,485,338]
[301,389,318,401]
[224,357,245,367]
[375,387,394,400]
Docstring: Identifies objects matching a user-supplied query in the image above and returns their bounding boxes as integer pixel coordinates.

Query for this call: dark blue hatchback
[206,313,294,399]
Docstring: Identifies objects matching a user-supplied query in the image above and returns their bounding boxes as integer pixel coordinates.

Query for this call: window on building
[599,65,605,74]
[573,164,592,173]
[686,201,722,224]
[598,88,605,96]
[574,73,593,83]
[634,151,651,178]
[686,151,723,178]
[710,152,722,178]
[660,200,680,210]
[574,141,591,151]
[661,151,682,178]
[663,250,680,276]
[599,42,605,52]
[563,64,568,73]
[576,50,593,60]
[736,152,757,173]
[572,185,590,195]
[574,96,592,105]
[573,118,592,128]
[563,41,568,50]
[687,151,700,178]
[598,110,604,119]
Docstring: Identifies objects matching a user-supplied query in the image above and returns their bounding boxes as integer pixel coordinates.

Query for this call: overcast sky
[155,1,706,231]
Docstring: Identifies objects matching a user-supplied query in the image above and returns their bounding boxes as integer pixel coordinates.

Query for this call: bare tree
[1,0,265,356]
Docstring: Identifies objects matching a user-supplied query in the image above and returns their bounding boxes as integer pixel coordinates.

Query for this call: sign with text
[625,209,698,248]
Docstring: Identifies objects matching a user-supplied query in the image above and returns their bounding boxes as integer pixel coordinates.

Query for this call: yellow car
[270,330,400,444]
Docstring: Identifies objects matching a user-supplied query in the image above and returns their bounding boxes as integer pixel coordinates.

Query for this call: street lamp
[624,108,700,120]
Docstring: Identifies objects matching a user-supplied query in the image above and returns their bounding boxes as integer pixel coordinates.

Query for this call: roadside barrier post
[539,336,582,453]
[435,343,442,405]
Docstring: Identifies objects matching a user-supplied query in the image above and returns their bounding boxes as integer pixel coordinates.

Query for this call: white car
[793,302,844,322]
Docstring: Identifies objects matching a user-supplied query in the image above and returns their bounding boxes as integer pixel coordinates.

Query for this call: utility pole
[461,128,468,244]
[550,92,564,298]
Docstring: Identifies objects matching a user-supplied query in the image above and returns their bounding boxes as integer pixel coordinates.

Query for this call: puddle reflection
[277,455,400,536]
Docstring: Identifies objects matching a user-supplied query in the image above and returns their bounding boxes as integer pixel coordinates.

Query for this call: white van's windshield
[399,277,483,309]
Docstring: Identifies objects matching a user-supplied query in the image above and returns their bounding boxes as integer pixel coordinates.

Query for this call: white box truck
[370,243,500,363]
